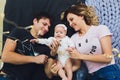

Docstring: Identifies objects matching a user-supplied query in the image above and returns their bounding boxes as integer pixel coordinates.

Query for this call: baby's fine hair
[55,24,67,31]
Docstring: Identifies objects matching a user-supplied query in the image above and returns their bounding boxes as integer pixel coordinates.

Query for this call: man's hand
[50,61,62,76]
[49,39,60,56]
[30,38,39,44]
[34,54,48,64]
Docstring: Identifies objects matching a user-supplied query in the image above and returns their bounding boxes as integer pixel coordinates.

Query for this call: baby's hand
[67,47,81,59]
[30,39,39,44]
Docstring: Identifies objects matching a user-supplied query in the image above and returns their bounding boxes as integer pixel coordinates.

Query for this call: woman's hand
[67,47,81,59]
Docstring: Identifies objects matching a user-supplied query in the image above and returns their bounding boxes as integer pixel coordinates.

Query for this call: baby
[31,24,75,80]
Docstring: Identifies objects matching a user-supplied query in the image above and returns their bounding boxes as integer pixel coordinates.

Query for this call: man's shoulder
[11,27,28,33]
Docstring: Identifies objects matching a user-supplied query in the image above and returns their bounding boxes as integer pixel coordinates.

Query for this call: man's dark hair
[33,12,52,23]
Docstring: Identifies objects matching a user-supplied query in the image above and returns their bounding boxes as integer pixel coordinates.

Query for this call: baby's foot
[62,77,68,80]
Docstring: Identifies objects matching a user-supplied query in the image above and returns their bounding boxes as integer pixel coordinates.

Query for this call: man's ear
[33,18,38,24]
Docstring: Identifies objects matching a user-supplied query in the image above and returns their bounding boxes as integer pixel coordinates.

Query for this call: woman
[63,3,120,80]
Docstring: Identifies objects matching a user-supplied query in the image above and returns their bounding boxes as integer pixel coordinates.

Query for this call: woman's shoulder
[71,32,78,37]
[94,25,109,30]
[91,25,111,33]
[70,32,79,41]
[93,25,112,38]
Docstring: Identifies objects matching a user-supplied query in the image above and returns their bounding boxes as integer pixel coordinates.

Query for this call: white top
[38,36,75,66]
[71,25,114,73]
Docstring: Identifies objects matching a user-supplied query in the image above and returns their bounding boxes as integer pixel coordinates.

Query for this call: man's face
[33,18,51,36]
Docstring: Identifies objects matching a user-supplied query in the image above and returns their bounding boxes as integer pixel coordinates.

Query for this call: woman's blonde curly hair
[62,3,99,26]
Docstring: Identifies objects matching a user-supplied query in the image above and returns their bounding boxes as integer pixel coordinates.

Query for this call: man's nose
[45,26,49,32]
[69,22,72,26]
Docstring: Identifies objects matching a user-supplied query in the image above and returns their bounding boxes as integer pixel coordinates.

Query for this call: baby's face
[54,26,67,41]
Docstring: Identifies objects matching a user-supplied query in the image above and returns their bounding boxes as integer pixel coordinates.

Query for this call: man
[1,12,60,80]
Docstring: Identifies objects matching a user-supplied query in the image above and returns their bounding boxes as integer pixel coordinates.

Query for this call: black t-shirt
[2,28,53,80]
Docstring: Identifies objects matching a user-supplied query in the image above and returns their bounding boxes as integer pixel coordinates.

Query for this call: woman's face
[67,13,83,31]
[33,18,51,36]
